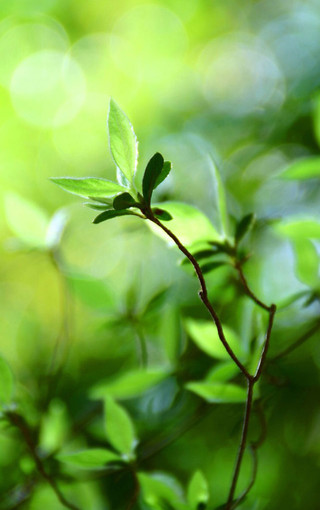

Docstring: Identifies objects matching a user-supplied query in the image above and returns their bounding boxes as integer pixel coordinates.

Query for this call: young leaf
[186,382,247,403]
[200,261,227,275]
[138,472,186,510]
[142,152,164,203]
[93,209,141,224]
[108,99,138,184]
[57,448,121,469]
[274,219,320,239]
[187,470,209,510]
[235,213,255,244]
[184,319,243,360]
[50,177,125,198]
[152,208,173,221]
[90,369,168,400]
[208,157,229,237]
[292,239,319,287]
[206,362,239,383]
[280,156,320,180]
[4,192,49,249]
[0,357,14,405]
[67,273,114,309]
[113,192,137,210]
[104,396,137,456]
[154,161,171,189]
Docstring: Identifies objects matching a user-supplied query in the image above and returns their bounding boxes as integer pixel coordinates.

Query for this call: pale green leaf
[206,362,239,383]
[51,177,125,198]
[274,219,320,239]
[138,472,187,510]
[108,99,138,184]
[4,192,49,249]
[184,319,244,360]
[208,157,229,237]
[0,357,14,405]
[292,239,319,287]
[104,397,137,456]
[148,202,220,247]
[57,448,120,469]
[281,156,320,179]
[90,369,168,400]
[187,470,209,510]
[186,382,247,403]
[66,273,115,309]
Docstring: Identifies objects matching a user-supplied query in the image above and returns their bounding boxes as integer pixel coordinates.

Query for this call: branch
[6,412,80,510]
[234,261,271,312]
[254,305,277,381]
[149,214,251,379]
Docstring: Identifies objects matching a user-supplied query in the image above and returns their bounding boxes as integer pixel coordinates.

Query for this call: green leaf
[186,382,247,403]
[139,472,186,510]
[57,448,121,469]
[200,261,228,275]
[142,153,164,203]
[274,219,320,239]
[4,192,49,249]
[104,397,137,456]
[154,161,171,189]
[187,470,209,510]
[206,362,239,383]
[235,213,255,244]
[0,357,14,405]
[152,208,173,221]
[93,209,141,224]
[108,99,138,184]
[280,156,320,179]
[84,202,111,211]
[184,319,243,360]
[50,177,125,198]
[113,192,137,210]
[148,202,220,247]
[208,157,229,237]
[292,239,319,287]
[90,369,169,400]
[67,273,114,309]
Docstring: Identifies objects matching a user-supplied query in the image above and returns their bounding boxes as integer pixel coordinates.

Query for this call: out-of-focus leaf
[142,288,170,317]
[235,213,255,244]
[186,382,247,403]
[50,177,125,198]
[206,362,239,383]
[200,261,228,275]
[108,99,138,184]
[181,249,215,266]
[4,192,49,249]
[57,448,121,469]
[84,202,111,211]
[104,396,137,456]
[143,153,164,203]
[152,208,173,221]
[148,202,220,247]
[292,239,319,287]
[139,472,187,510]
[90,369,169,400]
[0,357,14,405]
[154,161,171,189]
[208,157,229,237]
[66,273,114,309]
[280,157,320,179]
[113,192,137,210]
[274,219,320,239]
[45,209,69,249]
[187,470,209,510]
[184,319,243,360]
[93,209,141,224]
[39,399,69,453]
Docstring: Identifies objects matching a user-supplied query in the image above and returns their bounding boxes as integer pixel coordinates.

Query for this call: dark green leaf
[113,192,137,210]
[154,161,171,189]
[50,177,125,198]
[93,209,141,224]
[84,203,111,211]
[200,261,227,275]
[142,153,164,203]
[152,208,173,221]
[208,241,235,255]
[235,213,255,244]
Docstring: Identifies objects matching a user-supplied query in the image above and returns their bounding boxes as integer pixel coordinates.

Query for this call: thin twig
[254,305,276,381]
[149,214,251,379]
[234,261,271,312]
[6,412,80,510]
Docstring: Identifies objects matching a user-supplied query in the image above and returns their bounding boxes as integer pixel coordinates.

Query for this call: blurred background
[1,0,320,509]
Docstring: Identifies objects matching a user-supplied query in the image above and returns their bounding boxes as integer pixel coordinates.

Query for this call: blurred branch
[234,261,272,312]
[6,412,80,510]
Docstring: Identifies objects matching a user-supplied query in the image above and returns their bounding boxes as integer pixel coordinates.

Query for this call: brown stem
[226,379,254,510]
[253,304,277,381]
[149,215,251,379]
[7,412,80,510]
[234,261,271,312]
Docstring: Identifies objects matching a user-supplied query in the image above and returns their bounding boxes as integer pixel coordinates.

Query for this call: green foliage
[187,470,209,510]
[281,157,320,179]
[186,382,247,404]
[49,177,125,199]
[104,396,137,456]
[0,357,14,406]
[57,449,121,469]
